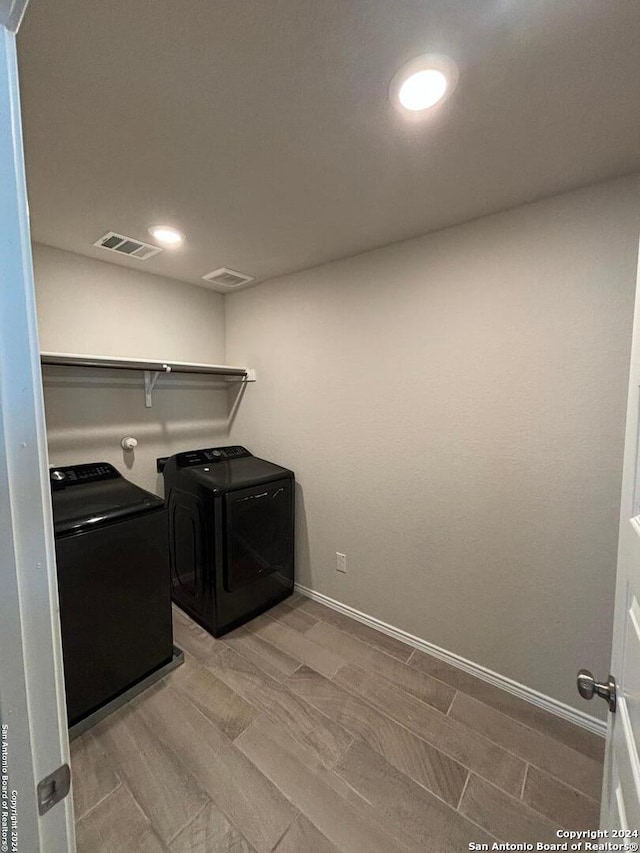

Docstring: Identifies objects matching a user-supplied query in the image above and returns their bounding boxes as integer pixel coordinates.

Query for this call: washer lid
[50,464,164,535]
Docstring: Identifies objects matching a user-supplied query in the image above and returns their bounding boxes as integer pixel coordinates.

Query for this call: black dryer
[162,445,295,637]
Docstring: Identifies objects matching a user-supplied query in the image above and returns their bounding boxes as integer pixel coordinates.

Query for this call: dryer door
[223,478,293,592]
[168,489,209,616]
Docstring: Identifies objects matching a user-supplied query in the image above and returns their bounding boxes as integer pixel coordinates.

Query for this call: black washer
[50,462,173,727]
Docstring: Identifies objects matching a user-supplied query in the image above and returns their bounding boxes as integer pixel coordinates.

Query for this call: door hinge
[37,763,71,815]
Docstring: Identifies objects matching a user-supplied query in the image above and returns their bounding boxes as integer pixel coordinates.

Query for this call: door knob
[577,669,617,713]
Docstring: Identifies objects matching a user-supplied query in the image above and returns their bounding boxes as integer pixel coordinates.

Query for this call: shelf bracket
[144,365,170,407]
[244,368,257,382]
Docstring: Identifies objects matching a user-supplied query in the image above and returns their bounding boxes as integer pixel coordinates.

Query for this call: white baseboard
[295,583,607,738]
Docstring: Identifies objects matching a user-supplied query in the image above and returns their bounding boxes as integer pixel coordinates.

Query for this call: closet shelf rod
[40,351,252,378]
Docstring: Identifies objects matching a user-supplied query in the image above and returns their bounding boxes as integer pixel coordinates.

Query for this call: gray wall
[34,245,231,494]
[225,177,640,712]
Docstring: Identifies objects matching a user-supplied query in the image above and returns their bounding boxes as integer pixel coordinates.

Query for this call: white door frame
[0,5,75,851]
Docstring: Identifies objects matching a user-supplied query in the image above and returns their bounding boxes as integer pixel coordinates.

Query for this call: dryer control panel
[175,446,251,468]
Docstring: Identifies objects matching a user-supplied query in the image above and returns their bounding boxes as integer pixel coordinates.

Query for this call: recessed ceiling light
[148,225,184,246]
[390,54,458,115]
[399,69,447,111]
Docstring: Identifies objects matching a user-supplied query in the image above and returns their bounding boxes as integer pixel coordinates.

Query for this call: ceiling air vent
[93,231,163,261]
[202,267,255,289]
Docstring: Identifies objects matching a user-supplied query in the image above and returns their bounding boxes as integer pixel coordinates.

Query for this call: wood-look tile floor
[72,594,605,852]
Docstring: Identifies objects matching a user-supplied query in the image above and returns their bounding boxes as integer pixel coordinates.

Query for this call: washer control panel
[176,446,251,468]
[49,462,119,489]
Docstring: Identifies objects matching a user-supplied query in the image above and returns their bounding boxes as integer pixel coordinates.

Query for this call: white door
[594,236,640,831]
[0,5,76,852]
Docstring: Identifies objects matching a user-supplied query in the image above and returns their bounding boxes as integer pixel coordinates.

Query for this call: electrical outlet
[336,552,346,573]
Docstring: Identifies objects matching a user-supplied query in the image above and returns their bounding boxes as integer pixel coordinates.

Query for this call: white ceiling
[17,0,640,291]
